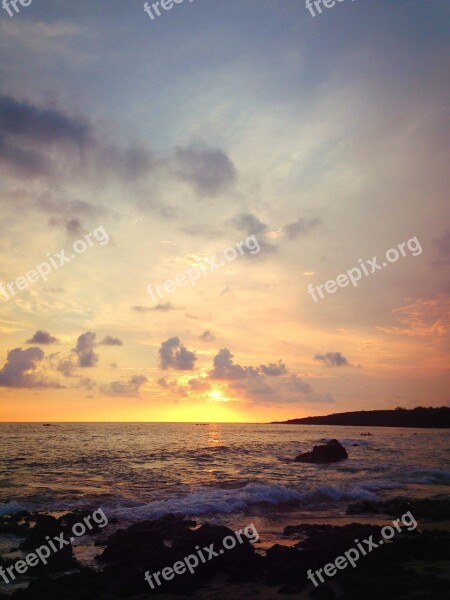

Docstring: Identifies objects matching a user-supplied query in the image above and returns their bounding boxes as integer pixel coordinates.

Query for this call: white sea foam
[405,469,450,485]
[0,500,25,516]
[112,483,379,521]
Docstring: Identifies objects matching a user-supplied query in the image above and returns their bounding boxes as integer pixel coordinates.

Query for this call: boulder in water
[294,439,348,463]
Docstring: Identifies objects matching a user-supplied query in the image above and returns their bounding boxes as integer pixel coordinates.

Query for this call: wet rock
[294,439,348,464]
[10,568,104,600]
[309,584,337,598]
[0,514,30,535]
[346,497,450,520]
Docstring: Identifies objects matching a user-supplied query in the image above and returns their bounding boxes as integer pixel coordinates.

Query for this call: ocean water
[1,423,449,526]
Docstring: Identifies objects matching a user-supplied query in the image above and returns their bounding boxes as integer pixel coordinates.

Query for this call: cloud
[99,336,123,346]
[210,348,249,380]
[232,213,268,236]
[0,347,60,388]
[288,374,313,394]
[170,142,236,196]
[377,296,450,337]
[0,94,154,185]
[73,332,98,367]
[188,378,211,392]
[131,303,176,313]
[151,302,177,312]
[131,306,152,313]
[26,330,58,345]
[283,217,320,240]
[55,354,78,378]
[260,361,288,376]
[200,330,215,341]
[285,375,335,404]
[159,337,197,370]
[157,376,188,396]
[431,231,450,267]
[48,216,83,237]
[232,212,276,254]
[102,375,147,397]
[0,94,91,178]
[0,94,91,146]
[77,377,96,390]
[314,352,351,367]
[210,349,287,382]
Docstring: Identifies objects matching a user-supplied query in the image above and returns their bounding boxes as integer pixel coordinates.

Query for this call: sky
[0,0,448,422]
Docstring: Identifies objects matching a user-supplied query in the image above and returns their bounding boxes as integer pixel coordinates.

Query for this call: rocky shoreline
[0,497,449,600]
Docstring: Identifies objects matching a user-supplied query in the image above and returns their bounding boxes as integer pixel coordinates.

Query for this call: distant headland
[272,406,450,429]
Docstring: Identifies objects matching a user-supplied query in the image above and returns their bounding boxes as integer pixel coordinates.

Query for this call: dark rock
[284,524,333,537]
[278,583,301,594]
[10,568,104,600]
[294,439,348,463]
[0,514,30,535]
[18,514,61,550]
[309,584,337,598]
[346,497,450,520]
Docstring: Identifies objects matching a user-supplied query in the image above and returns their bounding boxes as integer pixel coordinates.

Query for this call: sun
[208,388,229,402]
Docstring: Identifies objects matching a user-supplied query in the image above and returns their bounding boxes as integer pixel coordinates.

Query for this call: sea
[1,423,449,541]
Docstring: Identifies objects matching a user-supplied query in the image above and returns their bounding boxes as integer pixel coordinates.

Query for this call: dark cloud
[231,212,276,254]
[210,348,249,380]
[131,306,151,313]
[0,95,91,146]
[285,375,335,404]
[131,302,176,313]
[77,377,96,390]
[95,141,154,182]
[431,231,450,267]
[283,217,320,240]
[260,361,288,376]
[0,347,60,388]
[26,330,58,345]
[157,376,188,396]
[102,375,147,397]
[200,330,215,341]
[55,354,78,378]
[151,302,176,312]
[99,336,123,346]
[232,213,268,236]
[33,192,108,220]
[48,216,83,237]
[0,94,91,178]
[0,136,50,178]
[170,142,236,196]
[210,349,286,384]
[74,332,98,367]
[159,337,197,370]
[188,378,211,392]
[288,374,313,394]
[0,94,153,184]
[314,352,351,367]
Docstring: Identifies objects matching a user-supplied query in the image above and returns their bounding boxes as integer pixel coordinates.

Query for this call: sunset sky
[0,0,448,422]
